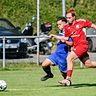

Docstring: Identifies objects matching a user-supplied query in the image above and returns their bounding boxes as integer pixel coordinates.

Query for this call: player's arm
[91,23,96,29]
[76,19,96,29]
[83,20,96,29]
[49,34,68,41]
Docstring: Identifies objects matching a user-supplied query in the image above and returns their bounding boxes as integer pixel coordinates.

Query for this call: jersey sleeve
[77,19,92,27]
[83,20,92,27]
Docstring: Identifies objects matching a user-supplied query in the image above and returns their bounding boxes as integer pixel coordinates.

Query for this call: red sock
[67,70,73,77]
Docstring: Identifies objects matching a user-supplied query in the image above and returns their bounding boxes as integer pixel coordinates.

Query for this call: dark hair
[56,16,67,23]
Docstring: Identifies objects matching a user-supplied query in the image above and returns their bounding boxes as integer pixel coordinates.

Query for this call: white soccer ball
[0,80,7,91]
[64,79,71,86]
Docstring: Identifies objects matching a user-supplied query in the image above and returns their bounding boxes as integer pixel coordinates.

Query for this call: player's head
[56,16,67,30]
[66,8,76,24]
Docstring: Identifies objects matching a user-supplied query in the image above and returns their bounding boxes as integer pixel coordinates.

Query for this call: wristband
[67,70,73,78]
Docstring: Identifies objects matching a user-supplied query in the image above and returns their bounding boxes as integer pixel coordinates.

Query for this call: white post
[37,0,40,65]
[3,37,5,68]
[62,0,66,17]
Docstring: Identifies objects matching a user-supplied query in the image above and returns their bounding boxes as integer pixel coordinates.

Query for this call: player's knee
[85,60,92,68]
[84,62,92,68]
[42,63,49,67]
[85,64,91,68]
[41,60,51,67]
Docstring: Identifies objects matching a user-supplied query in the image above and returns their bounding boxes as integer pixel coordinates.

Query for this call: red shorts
[73,44,88,58]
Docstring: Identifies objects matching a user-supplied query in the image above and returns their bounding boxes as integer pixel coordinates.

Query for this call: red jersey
[64,19,92,47]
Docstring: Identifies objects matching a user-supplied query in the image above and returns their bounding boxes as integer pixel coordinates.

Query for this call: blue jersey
[48,31,72,73]
[55,31,69,54]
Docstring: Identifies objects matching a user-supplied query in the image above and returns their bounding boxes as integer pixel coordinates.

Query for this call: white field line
[7,88,41,91]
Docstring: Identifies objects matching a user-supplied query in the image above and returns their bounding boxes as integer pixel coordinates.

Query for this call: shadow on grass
[71,83,96,88]
[46,83,96,88]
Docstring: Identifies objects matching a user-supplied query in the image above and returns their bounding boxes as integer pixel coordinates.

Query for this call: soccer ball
[0,80,7,91]
[58,79,72,86]
[64,79,71,86]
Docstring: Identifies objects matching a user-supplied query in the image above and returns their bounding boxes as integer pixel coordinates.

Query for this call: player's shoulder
[64,23,70,29]
[65,23,69,27]
[76,19,86,22]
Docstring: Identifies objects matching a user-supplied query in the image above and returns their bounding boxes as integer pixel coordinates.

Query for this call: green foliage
[0,0,96,31]
[0,0,36,28]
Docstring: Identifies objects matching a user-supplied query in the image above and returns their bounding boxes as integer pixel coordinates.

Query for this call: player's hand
[49,34,55,38]
[49,34,58,39]
[49,34,56,38]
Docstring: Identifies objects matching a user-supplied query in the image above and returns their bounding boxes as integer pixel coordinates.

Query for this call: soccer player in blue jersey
[41,17,73,81]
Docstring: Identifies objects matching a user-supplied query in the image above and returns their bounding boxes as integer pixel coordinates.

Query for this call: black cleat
[41,74,54,81]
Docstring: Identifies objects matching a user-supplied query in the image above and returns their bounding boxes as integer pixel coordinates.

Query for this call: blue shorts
[48,52,67,73]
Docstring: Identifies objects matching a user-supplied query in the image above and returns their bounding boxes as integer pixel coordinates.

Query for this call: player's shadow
[71,83,96,88]
[46,83,96,88]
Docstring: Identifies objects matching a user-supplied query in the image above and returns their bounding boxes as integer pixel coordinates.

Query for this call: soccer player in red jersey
[58,8,96,85]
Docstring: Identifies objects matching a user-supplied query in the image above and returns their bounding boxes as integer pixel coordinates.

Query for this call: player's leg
[66,51,77,79]
[85,60,96,68]
[58,51,77,85]
[58,72,67,85]
[58,55,67,79]
[56,54,71,85]
[66,44,88,79]
[80,53,96,68]
[41,58,54,81]
[60,71,67,79]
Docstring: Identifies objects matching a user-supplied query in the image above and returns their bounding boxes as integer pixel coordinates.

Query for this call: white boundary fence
[0,35,96,68]
[0,35,49,68]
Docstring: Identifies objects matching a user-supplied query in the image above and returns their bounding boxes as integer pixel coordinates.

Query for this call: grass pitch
[0,65,96,96]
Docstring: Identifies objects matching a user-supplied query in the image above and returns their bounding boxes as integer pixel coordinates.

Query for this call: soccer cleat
[41,74,54,81]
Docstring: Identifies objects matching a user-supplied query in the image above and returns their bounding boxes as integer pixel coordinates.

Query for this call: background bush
[0,0,96,33]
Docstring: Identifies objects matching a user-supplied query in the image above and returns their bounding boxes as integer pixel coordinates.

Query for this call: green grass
[0,65,96,96]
